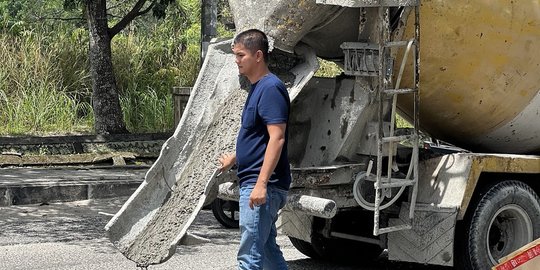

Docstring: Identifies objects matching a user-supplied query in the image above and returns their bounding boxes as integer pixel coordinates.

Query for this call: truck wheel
[461,181,540,269]
[288,237,320,259]
[211,198,239,228]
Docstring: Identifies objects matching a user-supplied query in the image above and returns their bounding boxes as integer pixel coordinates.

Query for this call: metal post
[201,0,218,64]
[172,87,192,128]
[374,5,390,236]
[409,4,421,221]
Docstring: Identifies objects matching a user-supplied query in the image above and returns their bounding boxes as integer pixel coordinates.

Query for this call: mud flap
[388,203,457,267]
[278,210,313,243]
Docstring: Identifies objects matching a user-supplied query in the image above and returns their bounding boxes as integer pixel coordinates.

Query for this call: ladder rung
[376,224,412,235]
[381,134,414,143]
[383,88,417,95]
[316,0,419,7]
[385,41,411,48]
[340,42,378,50]
[377,179,416,189]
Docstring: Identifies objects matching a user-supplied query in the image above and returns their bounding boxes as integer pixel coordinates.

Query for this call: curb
[0,166,147,206]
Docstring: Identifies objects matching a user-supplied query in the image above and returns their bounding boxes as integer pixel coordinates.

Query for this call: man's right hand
[218,153,236,173]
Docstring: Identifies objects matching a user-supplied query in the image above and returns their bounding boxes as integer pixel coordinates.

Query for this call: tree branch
[107,13,124,20]
[30,9,85,23]
[136,1,155,16]
[34,16,85,22]
[107,0,132,11]
[109,0,155,37]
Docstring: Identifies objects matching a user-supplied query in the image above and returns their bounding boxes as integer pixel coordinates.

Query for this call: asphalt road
[0,197,451,270]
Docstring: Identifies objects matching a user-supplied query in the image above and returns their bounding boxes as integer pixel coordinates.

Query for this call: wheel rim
[486,204,533,265]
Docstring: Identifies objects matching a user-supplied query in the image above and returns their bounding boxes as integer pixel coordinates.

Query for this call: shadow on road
[288,258,452,270]
[287,259,452,270]
[0,196,127,252]
[0,196,454,270]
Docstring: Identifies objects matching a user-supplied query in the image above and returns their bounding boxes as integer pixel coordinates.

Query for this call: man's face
[232,43,258,76]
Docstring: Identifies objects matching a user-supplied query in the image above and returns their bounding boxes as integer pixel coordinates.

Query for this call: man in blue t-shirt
[218,29,291,270]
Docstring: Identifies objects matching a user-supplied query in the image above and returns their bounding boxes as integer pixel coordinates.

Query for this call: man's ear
[256,50,263,62]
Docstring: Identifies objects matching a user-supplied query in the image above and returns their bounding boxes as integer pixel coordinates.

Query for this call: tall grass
[0,0,241,135]
[0,21,203,135]
[121,88,174,133]
[111,26,201,132]
[0,33,92,135]
[0,88,93,134]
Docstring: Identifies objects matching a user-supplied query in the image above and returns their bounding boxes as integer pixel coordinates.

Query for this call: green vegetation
[396,114,413,128]
[0,31,92,134]
[315,58,342,78]
[0,0,408,136]
[0,0,232,135]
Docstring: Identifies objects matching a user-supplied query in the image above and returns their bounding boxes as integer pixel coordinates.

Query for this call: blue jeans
[238,184,288,270]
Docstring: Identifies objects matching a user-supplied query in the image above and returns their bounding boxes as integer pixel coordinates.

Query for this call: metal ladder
[341,1,420,235]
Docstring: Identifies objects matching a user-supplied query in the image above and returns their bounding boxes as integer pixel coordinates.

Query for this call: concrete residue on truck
[106,1,540,270]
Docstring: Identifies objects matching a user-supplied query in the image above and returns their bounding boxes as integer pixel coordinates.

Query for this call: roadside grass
[113,35,200,133]
[121,88,174,133]
[0,33,92,135]
[0,0,206,136]
[0,23,201,135]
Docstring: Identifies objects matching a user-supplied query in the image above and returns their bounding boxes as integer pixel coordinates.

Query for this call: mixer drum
[397,1,540,154]
[228,0,540,154]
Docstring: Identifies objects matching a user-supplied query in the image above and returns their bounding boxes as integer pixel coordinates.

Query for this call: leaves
[0,0,234,135]
[152,0,174,19]
[63,0,82,11]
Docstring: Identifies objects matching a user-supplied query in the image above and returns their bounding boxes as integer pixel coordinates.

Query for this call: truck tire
[460,180,540,269]
[211,198,239,228]
[288,237,320,259]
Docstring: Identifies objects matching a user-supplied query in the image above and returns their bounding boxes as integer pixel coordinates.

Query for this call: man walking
[218,29,291,270]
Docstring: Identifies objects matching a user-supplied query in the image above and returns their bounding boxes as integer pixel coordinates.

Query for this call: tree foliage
[0,0,214,135]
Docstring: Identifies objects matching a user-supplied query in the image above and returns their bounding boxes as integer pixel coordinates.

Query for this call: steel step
[383,88,417,95]
[381,134,416,143]
[376,179,416,189]
[376,224,412,235]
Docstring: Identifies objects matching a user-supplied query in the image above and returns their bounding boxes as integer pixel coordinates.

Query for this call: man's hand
[249,183,267,209]
[218,153,236,173]
[248,123,286,209]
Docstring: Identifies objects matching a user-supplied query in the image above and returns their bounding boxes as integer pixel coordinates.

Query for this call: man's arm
[249,123,286,209]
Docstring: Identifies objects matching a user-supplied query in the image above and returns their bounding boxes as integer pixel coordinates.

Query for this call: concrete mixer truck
[104,1,540,269]
[216,0,540,269]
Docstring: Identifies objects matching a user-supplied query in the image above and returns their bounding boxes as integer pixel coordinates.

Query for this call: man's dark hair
[233,29,269,63]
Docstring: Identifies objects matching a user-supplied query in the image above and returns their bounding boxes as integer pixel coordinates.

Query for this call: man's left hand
[249,183,267,209]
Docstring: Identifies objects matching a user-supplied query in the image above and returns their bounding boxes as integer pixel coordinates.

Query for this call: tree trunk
[85,0,128,134]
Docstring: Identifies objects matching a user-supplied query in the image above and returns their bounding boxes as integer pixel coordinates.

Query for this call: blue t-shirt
[236,73,291,190]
